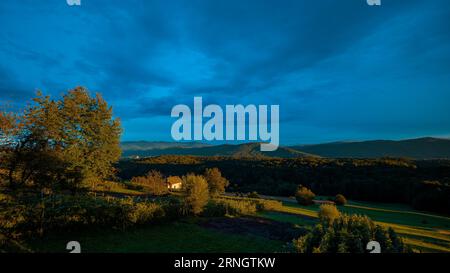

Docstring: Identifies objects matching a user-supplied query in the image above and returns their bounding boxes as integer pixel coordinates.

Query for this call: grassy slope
[258,197,450,253]
[28,221,285,253]
[27,188,450,253]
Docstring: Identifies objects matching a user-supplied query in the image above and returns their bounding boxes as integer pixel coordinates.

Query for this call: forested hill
[121,142,314,158]
[121,137,450,159]
[290,137,450,159]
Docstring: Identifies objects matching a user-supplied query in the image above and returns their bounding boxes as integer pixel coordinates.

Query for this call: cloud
[0,0,449,143]
[0,65,35,107]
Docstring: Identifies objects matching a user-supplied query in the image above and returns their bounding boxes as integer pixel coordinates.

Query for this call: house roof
[167,176,182,185]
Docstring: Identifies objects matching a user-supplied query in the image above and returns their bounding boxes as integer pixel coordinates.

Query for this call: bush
[131,170,168,195]
[295,186,315,206]
[334,194,347,206]
[212,196,282,214]
[202,199,259,217]
[127,201,165,224]
[292,214,409,253]
[0,194,168,238]
[215,198,257,215]
[182,174,209,215]
[247,191,260,199]
[202,201,229,217]
[318,204,340,224]
[160,196,185,220]
[254,198,283,211]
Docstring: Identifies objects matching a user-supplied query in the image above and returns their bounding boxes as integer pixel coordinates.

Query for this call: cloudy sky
[0,0,449,144]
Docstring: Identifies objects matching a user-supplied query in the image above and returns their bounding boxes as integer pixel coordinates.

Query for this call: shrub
[254,198,283,211]
[182,174,209,215]
[212,196,282,214]
[131,170,168,195]
[318,204,340,224]
[202,201,229,217]
[160,196,184,220]
[127,202,165,224]
[0,194,168,238]
[334,194,347,206]
[202,198,264,217]
[247,191,260,199]
[295,186,315,206]
[292,214,409,253]
[215,198,257,215]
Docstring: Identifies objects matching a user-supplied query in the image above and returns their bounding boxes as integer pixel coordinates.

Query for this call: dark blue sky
[1,0,449,144]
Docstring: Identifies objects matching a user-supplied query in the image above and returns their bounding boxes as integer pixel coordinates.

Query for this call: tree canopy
[182,174,209,215]
[295,186,315,206]
[0,87,122,191]
[293,212,409,253]
[204,167,229,196]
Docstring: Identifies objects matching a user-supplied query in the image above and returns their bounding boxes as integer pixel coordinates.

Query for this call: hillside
[290,137,450,159]
[121,141,210,152]
[122,137,450,159]
[121,142,315,158]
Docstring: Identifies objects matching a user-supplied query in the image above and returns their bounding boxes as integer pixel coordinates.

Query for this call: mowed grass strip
[376,222,450,244]
[344,203,450,229]
[276,203,318,218]
[347,202,450,220]
[257,211,317,226]
[403,237,450,253]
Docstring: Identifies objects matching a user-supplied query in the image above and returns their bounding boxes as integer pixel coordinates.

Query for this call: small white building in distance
[167,176,183,190]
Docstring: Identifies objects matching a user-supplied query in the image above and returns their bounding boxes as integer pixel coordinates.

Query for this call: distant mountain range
[290,137,450,159]
[121,141,313,158]
[121,141,210,152]
[121,137,450,159]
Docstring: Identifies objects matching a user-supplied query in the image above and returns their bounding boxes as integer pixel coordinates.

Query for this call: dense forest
[118,156,450,214]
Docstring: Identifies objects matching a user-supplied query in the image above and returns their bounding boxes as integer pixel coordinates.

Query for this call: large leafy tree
[295,185,315,206]
[131,170,168,195]
[58,87,122,188]
[204,168,229,197]
[1,87,122,191]
[0,110,21,184]
[182,174,209,215]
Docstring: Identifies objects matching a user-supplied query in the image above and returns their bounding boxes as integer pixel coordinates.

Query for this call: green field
[257,196,450,253]
[28,220,285,253]
[24,193,450,253]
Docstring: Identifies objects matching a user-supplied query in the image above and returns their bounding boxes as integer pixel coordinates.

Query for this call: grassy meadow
[29,221,285,253]
[258,197,450,253]
[20,182,450,253]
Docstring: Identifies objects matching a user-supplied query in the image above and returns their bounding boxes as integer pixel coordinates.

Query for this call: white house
[167,176,183,190]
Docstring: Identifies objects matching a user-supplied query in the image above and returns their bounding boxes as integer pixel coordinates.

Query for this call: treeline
[118,155,450,214]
